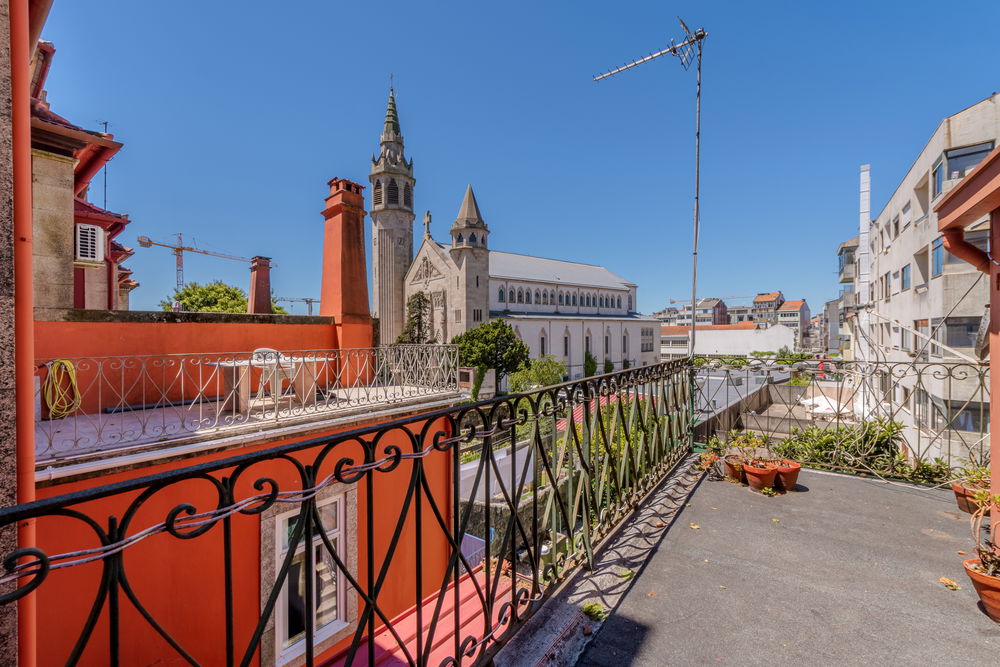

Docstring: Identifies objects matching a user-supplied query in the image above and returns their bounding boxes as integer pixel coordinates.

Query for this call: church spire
[452,185,486,229]
[383,88,401,137]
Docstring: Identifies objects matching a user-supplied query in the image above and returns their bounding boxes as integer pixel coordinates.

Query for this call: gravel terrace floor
[576,468,999,666]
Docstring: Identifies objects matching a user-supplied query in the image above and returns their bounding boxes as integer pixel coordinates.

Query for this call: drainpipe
[11,0,37,663]
[941,228,990,274]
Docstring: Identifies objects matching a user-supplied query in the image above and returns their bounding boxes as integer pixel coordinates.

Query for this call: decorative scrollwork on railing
[3,358,692,665]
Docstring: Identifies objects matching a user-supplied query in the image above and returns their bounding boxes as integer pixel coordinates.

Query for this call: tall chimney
[247,255,273,314]
[320,178,373,346]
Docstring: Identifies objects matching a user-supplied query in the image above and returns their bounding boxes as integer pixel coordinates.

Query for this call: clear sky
[41,0,1000,315]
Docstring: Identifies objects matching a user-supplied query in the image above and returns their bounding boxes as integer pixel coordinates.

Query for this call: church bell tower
[369,89,415,344]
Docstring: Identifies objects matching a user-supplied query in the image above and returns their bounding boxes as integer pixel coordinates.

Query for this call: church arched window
[517,289,524,304]
[534,290,540,304]
[403,182,412,207]
[585,295,591,307]
[373,180,383,206]
[628,295,633,311]
[469,233,477,244]
[617,296,622,309]
[499,288,505,302]
[572,294,577,306]
[526,291,532,304]
[558,293,564,305]
[388,179,399,204]
[542,292,548,305]
[509,289,515,302]
[456,234,464,244]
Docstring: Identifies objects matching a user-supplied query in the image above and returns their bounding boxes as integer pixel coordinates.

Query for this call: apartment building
[675,298,728,326]
[751,291,785,326]
[727,305,753,323]
[843,93,998,460]
[776,299,811,345]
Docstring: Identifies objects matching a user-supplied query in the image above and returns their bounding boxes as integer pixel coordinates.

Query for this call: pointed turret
[452,185,487,230]
[383,89,401,137]
[450,185,489,250]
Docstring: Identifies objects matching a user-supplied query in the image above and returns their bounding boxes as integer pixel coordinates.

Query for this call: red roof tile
[753,292,781,303]
[778,300,805,311]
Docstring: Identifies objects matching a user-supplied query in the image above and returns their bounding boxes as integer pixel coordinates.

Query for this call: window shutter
[76,224,104,262]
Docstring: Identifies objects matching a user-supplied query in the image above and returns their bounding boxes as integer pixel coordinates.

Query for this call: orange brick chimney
[247,256,273,314]
[321,178,373,348]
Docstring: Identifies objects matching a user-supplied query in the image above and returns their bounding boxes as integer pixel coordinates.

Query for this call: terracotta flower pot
[743,462,777,493]
[723,455,745,483]
[952,482,990,515]
[963,558,1000,622]
[774,459,801,492]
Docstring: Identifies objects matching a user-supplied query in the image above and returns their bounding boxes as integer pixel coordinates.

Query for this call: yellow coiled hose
[43,359,82,419]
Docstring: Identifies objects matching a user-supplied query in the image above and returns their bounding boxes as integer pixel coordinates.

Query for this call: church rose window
[388,179,399,204]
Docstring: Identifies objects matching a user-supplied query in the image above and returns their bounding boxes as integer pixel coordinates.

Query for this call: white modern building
[660,323,796,360]
[841,93,998,461]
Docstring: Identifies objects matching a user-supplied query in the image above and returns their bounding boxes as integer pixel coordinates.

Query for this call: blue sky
[42,1,1000,315]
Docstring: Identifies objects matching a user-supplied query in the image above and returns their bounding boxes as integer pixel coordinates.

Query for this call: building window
[604,335,609,355]
[275,497,347,663]
[373,180,383,207]
[534,290,540,304]
[498,288,505,302]
[585,335,591,354]
[525,290,531,304]
[932,160,944,198]
[944,316,980,348]
[902,201,912,228]
[75,224,104,263]
[455,309,461,323]
[456,234,464,244]
[627,296,632,311]
[946,142,995,180]
[563,335,569,357]
[572,294,577,306]
[892,216,899,239]
[387,179,399,204]
[509,289,515,302]
[403,182,412,207]
[617,296,622,309]
[932,238,944,277]
[517,289,524,304]
[542,292,548,305]
[540,335,546,356]
[901,264,911,290]
[622,334,628,355]
[469,233,477,245]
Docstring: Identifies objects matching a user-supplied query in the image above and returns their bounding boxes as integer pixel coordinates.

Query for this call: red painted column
[320,178,373,349]
[247,256,272,314]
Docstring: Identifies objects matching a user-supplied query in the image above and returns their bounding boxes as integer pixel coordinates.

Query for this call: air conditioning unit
[75,224,104,263]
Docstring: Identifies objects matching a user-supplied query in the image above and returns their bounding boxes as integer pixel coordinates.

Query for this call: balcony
[34,345,460,464]
[1,358,992,665]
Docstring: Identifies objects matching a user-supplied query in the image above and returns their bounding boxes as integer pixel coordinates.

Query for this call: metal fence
[692,357,990,476]
[34,345,460,462]
[2,360,693,665]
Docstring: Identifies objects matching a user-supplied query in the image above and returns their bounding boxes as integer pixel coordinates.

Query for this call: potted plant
[773,459,801,492]
[962,489,1000,621]
[743,458,779,493]
[952,464,991,515]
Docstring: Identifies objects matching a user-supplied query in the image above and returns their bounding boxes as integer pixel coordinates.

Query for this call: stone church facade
[369,92,660,378]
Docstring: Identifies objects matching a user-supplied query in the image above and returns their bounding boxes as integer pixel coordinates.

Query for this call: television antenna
[275,297,319,315]
[595,17,707,356]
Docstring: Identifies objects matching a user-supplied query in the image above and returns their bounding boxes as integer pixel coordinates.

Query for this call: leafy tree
[396,291,431,344]
[584,351,598,377]
[603,358,614,374]
[159,281,286,314]
[452,320,529,391]
[509,354,567,392]
[776,345,811,365]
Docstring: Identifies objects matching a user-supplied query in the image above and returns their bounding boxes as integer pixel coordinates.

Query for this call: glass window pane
[285,553,306,648]
[318,501,338,533]
[315,545,339,628]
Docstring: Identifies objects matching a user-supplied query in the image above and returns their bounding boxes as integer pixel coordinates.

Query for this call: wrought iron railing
[692,357,990,476]
[34,345,460,462]
[2,360,693,665]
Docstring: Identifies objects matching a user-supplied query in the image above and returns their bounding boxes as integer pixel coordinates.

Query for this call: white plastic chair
[250,348,296,410]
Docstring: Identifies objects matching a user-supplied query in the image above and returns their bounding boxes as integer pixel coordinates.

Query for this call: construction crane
[136,233,267,291]
[275,297,319,315]
[668,295,751,306]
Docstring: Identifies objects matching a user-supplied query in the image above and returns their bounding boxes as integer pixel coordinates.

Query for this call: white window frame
[75,223,104,263]
[274,495,348,666]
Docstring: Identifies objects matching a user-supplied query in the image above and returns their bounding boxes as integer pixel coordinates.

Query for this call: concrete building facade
[660,322,796,359]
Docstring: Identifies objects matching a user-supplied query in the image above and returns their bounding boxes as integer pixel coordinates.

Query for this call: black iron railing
[1,360,693,665]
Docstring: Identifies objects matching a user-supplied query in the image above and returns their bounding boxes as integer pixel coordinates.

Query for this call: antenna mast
[595,18,707,357]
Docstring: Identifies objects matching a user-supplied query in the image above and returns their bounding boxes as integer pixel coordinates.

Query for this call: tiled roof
[436,242,634,289]
[779,300,805,311]
[753,292,781,303]
[75,197,128,220]
[660,322,757,336]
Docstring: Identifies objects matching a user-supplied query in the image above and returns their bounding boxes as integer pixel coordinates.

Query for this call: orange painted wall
[33,414,455,665]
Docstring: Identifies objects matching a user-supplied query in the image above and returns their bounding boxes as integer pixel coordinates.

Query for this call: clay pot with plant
[952,464,991,515]
[743,459,779,493]
[962,489,1000,622]
[773,459,802,492]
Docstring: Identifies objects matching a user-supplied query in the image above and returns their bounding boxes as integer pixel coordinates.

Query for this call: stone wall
[30,148,74,308]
